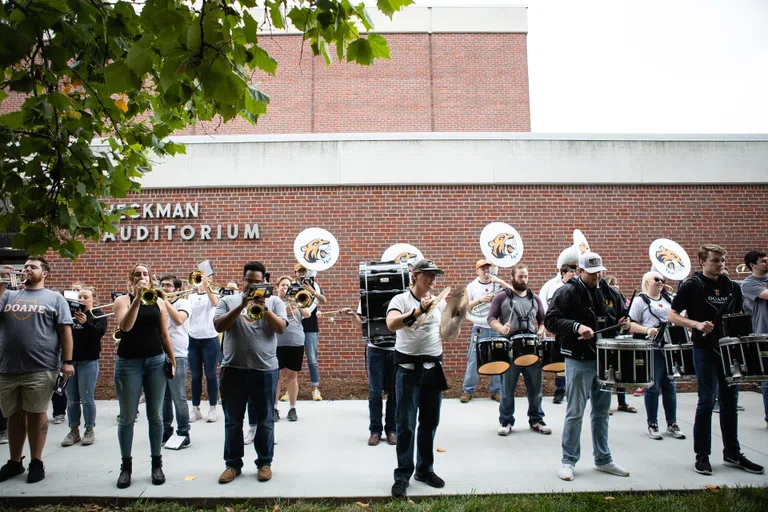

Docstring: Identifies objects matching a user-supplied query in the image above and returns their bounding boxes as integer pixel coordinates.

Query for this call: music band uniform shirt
[387,290,445,358]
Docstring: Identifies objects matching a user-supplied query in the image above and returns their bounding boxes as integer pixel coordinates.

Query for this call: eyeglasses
[653,277,666,284]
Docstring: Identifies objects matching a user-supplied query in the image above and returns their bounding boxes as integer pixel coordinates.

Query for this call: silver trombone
[89,303,116,319]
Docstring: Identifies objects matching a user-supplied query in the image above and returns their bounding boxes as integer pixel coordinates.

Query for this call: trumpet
[112,328,122,344]
[735,263,750,274]
[0,269,27,288]
[286,282,314,309]
[188,270,207,287]
[317,309,348,322]
[140,287,165,306]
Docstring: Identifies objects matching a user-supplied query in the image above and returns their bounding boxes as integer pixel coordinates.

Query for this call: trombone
[735,263,750,274]
[112,328,122,345]
[90,303,116,319]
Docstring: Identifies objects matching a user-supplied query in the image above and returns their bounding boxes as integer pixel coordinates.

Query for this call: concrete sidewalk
[0,392,766,500]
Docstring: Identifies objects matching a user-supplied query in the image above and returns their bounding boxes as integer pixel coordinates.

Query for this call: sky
[418,0,768,134]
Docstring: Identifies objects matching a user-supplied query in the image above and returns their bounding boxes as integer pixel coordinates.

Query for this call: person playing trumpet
[214,261,287,484]
[274,276,310,422]
[187,272,221,424]
[460,259,511,404]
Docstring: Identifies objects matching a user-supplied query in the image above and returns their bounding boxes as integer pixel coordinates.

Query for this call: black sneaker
[724,453,765,474]
[274,408,280,422]
[162,431,173,444]
[553,394,564,404]
[391,479,409,497]
[0,458,25,483]
[180,435,191,449]
[695,456,712,475]
[414,471,445,488]
[27,458,45,483]
[287,408,297,422]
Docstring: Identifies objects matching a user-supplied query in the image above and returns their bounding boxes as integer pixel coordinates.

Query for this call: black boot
[151,455,165,485]
[117,457,132,489]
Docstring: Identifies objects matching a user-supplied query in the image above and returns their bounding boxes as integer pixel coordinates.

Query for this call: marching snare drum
[540,337,565,372]
[596,338,654,388]
[663,343,695,381]
[476,337,511,375]
[663,323,691,345]
[722,313,753,338]
[509,333,541,367]
[718,335,768,384]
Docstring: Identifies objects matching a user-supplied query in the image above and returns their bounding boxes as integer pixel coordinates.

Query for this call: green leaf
[126,44,153,77]
[0,111,24,129]
[243,12,258,44]
[347,39,373,65]
[250,46,277,75]
[102,62,141,94]
[376,0,414,19]
[354,3,375,31]
[186,24,202,52]
[287,7,312,32]
[0,24,35,67]
[244,85,270,115]
[269,2,286,29]
[367,34,390,59]
[318,39,332,66]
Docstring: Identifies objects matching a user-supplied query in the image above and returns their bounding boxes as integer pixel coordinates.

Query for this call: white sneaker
[312,389,323,401]
[594,461,630,477]
[558,464,574,481]
[647,423,663,440]
[190,406,202,422]
[244,426,256,445]
[666,423,686,439]
[497,423,512,436]
[207,405,218,423]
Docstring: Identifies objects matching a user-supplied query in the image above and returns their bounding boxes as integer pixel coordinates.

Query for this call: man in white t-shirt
[159,276,191,447]
[187,275,220,423]
[386,259,449,498]
[460,259,511,403]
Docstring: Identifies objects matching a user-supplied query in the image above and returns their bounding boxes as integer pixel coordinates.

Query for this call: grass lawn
[2,486,768,512]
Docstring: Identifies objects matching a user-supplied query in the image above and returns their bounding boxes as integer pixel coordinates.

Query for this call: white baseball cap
[579,251,607,273]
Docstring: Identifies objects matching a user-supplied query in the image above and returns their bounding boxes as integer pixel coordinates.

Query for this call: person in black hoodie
[60,286,106,448]
[544,251,630,482]
[668,244,764,476]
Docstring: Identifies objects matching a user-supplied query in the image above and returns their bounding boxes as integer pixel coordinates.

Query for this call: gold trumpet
[246,303,266,321]
[140,287,165,306]
[735,263,750,274]
[188,270,206,287]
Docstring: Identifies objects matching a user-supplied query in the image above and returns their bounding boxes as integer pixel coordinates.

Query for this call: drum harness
[688,273,738,357]
[502,287,537,337]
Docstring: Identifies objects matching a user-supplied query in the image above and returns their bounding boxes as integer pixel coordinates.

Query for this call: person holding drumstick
[627,271,685,441]
[544,251,630,482]
[386,259,450,498]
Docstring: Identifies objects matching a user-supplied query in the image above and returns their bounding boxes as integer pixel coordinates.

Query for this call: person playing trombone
[274,276,310,422]
[60,286,107,448]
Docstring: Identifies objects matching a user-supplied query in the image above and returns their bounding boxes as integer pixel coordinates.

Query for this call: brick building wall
[44,184,764,379]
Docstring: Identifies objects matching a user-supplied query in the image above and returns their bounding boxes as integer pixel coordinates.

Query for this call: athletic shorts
[276,346,304,372]
[0,370,58,416]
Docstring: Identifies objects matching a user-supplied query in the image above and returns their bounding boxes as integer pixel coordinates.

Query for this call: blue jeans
[554,375,565,396]
[188,336,220,406]
[499,363,544,426]
[461,327,502,395]
[114,354,167,458]
[368,347,396,435]
[221,367,278,469]
[644,349,677,426]
[762,382,768,423]
[304,331,320,387]
[561,358,612,467]
[692,347,740,459]
[394,365,442,482]
[66,360,99,429]
[163,357,190,437]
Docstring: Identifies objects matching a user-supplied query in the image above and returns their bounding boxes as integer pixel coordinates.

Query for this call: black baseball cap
[411,259,444,274]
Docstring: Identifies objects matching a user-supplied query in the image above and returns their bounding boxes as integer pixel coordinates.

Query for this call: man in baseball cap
[579,251,607,274]
[410,259,444,275]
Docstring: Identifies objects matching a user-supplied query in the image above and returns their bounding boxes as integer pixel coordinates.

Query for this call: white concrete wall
[252,3,528,35]
[134,134,768,188]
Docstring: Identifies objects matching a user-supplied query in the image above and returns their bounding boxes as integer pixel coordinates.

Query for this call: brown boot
[490,393,501,402]
[368,433,381,446]
[459,393,472,403]
[257,465,272,482]
[218,467,241,484]
[386,432,397,445]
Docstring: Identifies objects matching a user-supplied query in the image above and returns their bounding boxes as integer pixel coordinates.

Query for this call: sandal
[617,404,637,413]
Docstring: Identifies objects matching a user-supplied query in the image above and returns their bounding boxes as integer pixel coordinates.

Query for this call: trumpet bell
[112,328,122,344]
[140,288,164,306]
[295,289,313,309]
[188,270,205,286]
[247,303,265,321]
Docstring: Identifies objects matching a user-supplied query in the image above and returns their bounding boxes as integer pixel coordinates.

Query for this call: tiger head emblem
[301,238,331,264]
[656,246,684,272]
[578,241,589,254]
[488,233,518,260]
[394,252,417,264]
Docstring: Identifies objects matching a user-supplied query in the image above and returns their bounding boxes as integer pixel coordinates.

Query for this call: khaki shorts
[0,370,58,417]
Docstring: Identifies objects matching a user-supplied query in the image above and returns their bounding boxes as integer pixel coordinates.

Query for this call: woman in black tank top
[112,264,176,489]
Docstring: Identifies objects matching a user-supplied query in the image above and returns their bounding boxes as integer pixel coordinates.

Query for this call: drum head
[514,354,540,367]
[479,361,510,375]
[543,361,565,372]
[556,371,566,377]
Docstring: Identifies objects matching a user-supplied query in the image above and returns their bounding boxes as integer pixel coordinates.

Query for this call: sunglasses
[654,277,666,284]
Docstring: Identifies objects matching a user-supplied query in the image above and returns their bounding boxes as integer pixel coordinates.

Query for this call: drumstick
[578,288,636,340]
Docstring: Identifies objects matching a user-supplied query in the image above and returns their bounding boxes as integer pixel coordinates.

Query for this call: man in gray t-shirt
[740,251,768,429]
[0,258,74,484]
[213,261,287,485]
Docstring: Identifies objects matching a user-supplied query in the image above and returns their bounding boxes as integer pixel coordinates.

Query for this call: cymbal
[413,287,451,330]
[441,286,468,341]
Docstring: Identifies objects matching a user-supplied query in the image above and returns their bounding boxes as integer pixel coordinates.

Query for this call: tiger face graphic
[301,238,331,263]
[656,246,684,272]
[394,252,417,264]
[578,241,589,254]
[488,233,518,260]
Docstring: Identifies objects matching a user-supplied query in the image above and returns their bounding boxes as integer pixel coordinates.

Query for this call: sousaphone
[648,238,691,282]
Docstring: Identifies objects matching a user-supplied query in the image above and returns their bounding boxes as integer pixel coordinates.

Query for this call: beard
[512,280,527,292]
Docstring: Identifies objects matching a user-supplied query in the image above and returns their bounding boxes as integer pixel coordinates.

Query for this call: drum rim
[477,337,511,343]
[662,342,694,351]
[718,336,765,346]
[509,333,539,340]
[596,339,655,349]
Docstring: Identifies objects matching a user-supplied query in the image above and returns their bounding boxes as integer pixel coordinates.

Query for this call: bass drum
[476,337,511,375]
[359,261,410,347]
